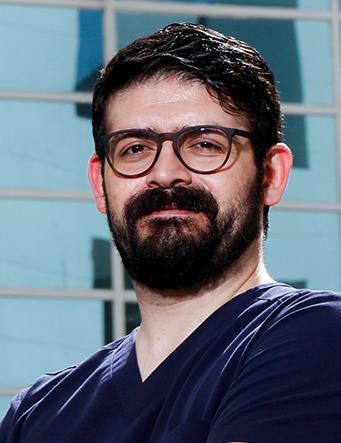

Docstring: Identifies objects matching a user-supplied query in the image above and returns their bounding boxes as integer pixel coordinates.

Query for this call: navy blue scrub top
[1,283,341,443]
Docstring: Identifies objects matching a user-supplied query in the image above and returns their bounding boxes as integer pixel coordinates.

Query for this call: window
[1,0,340,417]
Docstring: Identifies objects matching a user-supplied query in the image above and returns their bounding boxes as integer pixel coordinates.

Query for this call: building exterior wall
[0,0,340,416]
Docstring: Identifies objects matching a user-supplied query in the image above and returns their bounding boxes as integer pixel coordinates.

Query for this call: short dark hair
[92,22,282,164]
[92,22,283,231]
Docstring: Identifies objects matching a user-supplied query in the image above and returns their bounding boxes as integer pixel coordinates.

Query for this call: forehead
[104,76,249,133]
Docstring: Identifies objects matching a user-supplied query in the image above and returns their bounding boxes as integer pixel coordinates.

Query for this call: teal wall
[0,0,339,417]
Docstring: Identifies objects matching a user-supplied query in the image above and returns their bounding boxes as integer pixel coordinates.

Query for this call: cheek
[204,170,252,211]
[107,186,127,216]
[104,173,144,216]
[197,175,233,207]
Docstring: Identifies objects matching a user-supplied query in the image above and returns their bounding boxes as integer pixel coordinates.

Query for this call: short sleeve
[207,294,341,443]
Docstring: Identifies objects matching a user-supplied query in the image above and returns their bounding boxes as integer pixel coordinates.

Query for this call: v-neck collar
[111,283,289,420]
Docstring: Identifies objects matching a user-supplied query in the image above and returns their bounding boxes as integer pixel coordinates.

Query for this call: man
[1,22,341,443]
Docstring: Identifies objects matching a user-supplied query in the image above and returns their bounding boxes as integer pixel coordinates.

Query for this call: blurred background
[0,0,341,416]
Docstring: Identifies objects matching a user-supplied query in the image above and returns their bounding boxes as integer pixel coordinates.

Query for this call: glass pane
[116,13,332,105]
[125,303,141,333]
[148,0,330,9]
[199,18,332,104]
[117,12,197,49]
[283,115,338,202]
[0,296,103,388]
[0,397,12,420]
[0,200,111,289]
[104,301,114,344]
[124,269,134,290]
[266,210,341,291]
[0,6,103,92]
[0,100,94,192]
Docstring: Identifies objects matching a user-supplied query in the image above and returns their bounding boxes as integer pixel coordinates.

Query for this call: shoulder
[263,286,341,331]
[216,285,341,389]
[208,288,341,441]
[248,284,341,328]
[246,285,341,358]
[232,284,341,350]
[25,335,127,397]
[0,334,130,439]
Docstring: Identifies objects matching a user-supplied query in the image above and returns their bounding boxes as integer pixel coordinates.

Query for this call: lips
[147,207,199,217]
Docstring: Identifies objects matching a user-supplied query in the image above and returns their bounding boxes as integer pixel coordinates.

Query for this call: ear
[263,143,293,207]
[88,154,107,214]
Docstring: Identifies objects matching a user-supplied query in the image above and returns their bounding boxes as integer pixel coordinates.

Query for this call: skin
[89,76,293,383]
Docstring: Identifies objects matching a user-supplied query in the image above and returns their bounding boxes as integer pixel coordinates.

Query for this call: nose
[145,141,193,189]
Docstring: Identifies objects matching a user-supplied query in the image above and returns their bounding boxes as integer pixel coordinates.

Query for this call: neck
[133,239,274,381]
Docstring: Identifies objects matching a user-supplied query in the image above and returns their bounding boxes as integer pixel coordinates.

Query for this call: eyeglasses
[100,125,255,178]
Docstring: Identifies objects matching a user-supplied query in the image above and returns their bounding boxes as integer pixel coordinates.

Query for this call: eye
[179,129,228,156]
[184,138,227,155]
[114,139,156,162]
[194,140,223,152]
[122,143,148,156]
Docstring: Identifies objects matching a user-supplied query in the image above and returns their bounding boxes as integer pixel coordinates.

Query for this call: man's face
[97,76,264,291]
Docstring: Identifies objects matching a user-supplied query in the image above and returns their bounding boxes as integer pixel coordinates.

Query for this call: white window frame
[0,0,340,398]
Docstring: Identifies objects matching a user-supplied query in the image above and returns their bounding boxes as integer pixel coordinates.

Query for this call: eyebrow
[126,124,222,133]
[144,126,188,133]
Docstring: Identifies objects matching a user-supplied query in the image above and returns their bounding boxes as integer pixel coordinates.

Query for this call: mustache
[124,186,219,223]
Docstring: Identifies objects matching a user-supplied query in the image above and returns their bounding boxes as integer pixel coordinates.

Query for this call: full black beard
[104,177,263,291]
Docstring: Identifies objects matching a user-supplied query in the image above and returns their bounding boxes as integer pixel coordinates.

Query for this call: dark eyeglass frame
[100,125,256,178]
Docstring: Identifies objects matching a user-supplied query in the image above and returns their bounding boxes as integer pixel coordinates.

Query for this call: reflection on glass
[124,268,134,290]
[283,116,338,202]
[0,200,110,289]
[0,7,103,91]
[151,0,330,9]
[76,11,103,94]
[284,280,307,288]
[0,296,103,388]
[266,210,341,291]
[284,115,308,168]
[126,303,141,333]
[116,13,331,105]
[91,237,114,344]
[0,101,94,192]
[199,18,331,104]
[117,11,197,49]
[92,238,112,289]
[104,301,113,344]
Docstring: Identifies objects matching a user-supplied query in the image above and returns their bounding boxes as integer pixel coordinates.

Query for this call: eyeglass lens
[106,127,230,176]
